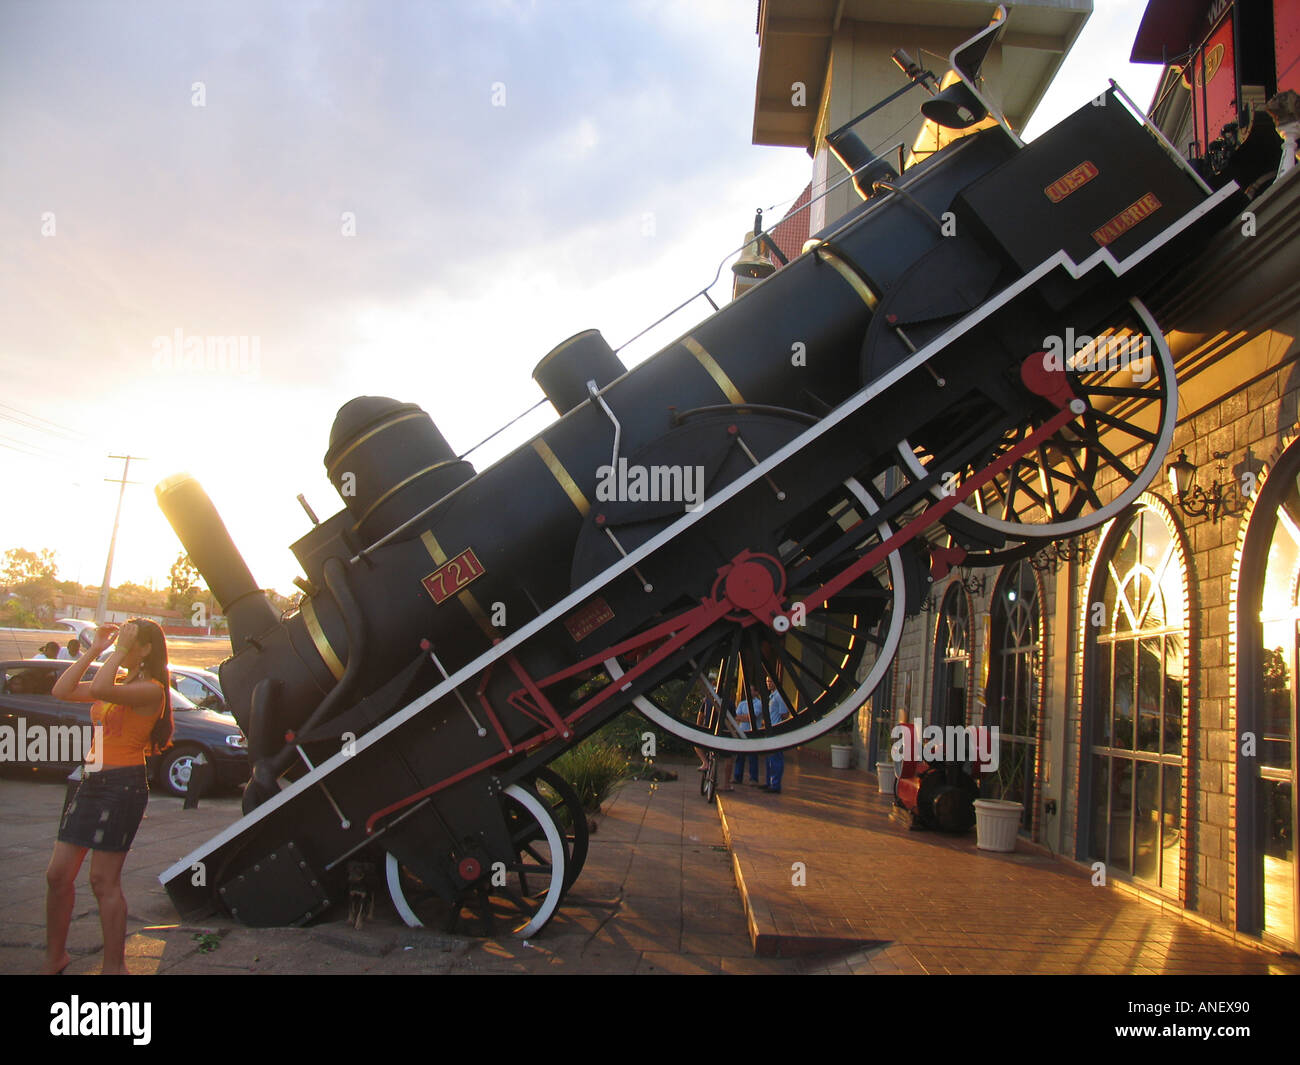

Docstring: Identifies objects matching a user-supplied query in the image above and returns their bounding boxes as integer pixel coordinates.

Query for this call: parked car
[169,666,227,715]
[52,618,97,641]
[0,659,249,798]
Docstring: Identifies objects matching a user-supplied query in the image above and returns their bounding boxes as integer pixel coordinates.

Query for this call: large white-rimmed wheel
[604,476,905,754]
[897,297,1176,540]
[385,783,566,939]
[532,766,589,891]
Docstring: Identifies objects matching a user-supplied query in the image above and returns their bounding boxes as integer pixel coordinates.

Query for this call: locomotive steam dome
[323,396,475,541]
[532,329,627,414]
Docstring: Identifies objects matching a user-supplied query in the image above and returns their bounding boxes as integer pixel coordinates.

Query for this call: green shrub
[548,741,632,814]
[0,601,38,629]
[588,705,697,758]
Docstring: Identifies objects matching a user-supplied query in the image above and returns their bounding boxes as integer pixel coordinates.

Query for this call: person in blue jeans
[733,686,760,785]
[762,677,791,793]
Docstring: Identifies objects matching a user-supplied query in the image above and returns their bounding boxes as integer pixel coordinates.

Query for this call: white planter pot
[875,761,896,793]
[974,799,1024,851]
[830,744,852,770]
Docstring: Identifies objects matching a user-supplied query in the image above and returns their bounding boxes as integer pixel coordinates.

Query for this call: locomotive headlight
[225,734,248,749]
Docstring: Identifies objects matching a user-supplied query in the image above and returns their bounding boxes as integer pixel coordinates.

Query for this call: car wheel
[157,746,203,798]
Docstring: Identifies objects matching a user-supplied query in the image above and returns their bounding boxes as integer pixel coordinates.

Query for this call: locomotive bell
[826,128,898,200]
[731,231,775,301]
[732,232,775,280]
[920,81,988,130]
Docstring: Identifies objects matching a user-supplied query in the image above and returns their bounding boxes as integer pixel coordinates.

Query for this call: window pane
[1161,764,1181,891]
[1113,522,1139,589]
[985,651,1004,731]
[1018,655,1036,738]
[1137,637,1161,753]
[1134,761,1160,883]
[1110,759,1133,874]
[1139,511,1170,573]
[1259,625,1292,770]
[1094,648,1111,746]
[1163,646,1183,756]
[1091,758,1110,863]
[1259,779,1295,943]
[1113,640,1134,750]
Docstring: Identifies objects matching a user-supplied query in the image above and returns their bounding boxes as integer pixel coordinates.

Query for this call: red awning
[1130,0,1219,64]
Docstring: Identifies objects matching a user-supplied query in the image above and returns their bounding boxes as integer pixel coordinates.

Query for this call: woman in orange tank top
[44,618,174,975]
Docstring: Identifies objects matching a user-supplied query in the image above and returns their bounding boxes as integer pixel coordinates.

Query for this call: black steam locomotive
[157,11,1239,934]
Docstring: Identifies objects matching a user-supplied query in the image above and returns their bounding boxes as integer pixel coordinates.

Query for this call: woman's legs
[45,841,88,973]
[89,849,131,975]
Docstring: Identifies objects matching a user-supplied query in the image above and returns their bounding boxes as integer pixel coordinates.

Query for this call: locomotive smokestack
[155,473,279,649]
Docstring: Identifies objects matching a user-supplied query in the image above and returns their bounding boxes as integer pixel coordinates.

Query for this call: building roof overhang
[753,0,1092,151]
[1130,0,1220,65]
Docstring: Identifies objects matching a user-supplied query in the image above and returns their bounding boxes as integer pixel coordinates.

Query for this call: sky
[0,0,1164,600]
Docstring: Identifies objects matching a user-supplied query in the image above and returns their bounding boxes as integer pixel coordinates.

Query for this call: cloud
[0,0,813,589]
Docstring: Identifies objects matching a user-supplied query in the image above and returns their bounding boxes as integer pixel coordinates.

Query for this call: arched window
[1236,443,1299,947]
[931,584,971,728]
[986,559,1042,831]
[1084,505,1185,893]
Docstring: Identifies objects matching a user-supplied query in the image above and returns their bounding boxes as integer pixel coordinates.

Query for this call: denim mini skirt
[57,764,149,852]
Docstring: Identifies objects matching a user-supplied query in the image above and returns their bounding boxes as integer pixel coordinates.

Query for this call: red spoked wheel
[602,476,906,753]
[897,298,1176,541]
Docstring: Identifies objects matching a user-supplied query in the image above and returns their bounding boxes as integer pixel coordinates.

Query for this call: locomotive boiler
[157,9,1243,935]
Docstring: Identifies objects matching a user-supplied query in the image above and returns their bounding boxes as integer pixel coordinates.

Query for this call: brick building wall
[844,174,1300,943]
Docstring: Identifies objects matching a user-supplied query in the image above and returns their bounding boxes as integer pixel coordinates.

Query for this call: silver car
[169,666,227,715]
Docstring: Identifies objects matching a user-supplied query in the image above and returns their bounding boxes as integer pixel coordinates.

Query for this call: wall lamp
[1168,449,1240,523]
[954,566,987,596]
[1029,533,1093,573]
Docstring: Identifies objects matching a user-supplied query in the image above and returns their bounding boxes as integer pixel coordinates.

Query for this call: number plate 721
[422,548,485,604]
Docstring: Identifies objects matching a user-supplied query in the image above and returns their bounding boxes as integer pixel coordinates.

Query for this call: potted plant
[973,745,1024,852]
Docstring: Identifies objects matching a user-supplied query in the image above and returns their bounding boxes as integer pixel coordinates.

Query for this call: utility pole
[95,454,145,624]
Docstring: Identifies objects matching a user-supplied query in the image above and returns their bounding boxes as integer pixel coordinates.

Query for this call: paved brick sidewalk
[6,755,1294,975]
[718,757,1300,974]
[0,770,798,975]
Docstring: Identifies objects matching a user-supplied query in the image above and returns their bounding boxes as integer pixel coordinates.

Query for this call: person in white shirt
[733,686,761,785]
[762,677,791,794]
[57,639,80,660]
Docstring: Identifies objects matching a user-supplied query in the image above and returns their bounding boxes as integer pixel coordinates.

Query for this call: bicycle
[700,751,718,804]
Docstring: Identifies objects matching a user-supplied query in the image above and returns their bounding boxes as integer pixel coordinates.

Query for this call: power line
[0,439,49,458]
[0,402,87,440]
[0,412,82,443]
[0,433,60,457]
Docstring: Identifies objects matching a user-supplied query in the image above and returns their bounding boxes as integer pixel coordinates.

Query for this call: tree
[2,548,59,619]
[2,547,57,586]
[167,552,204,609]
[267,589,303,616]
